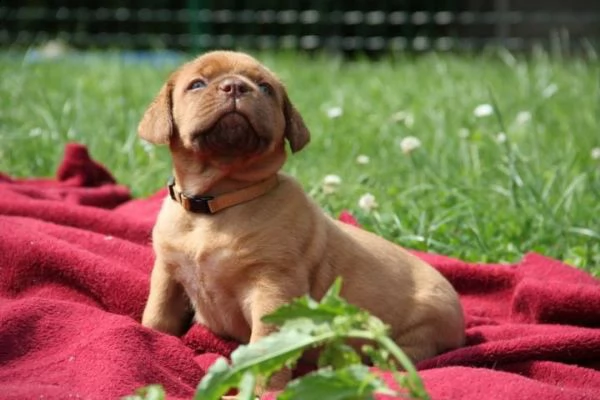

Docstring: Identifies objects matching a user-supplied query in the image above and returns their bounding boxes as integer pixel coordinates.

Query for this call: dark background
[2,0,599,53]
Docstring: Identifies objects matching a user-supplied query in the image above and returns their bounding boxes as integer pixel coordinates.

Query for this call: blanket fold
[1,144,599,400]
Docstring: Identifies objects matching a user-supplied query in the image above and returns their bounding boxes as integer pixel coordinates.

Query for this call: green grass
[1,50,599,274]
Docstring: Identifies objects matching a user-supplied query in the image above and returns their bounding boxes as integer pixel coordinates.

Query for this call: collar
[167,175,279,214]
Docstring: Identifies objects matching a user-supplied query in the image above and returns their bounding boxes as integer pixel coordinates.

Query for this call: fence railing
[2,1,599,53]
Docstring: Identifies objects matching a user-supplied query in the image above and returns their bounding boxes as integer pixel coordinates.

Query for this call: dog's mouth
[194,112,270,158]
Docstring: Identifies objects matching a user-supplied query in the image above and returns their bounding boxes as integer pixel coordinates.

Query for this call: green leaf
[237,372,257,400]
[361,345,393,370]
[318,342,362,369]
[276,365,394,400]
[263,278,365,328]
[194,357,236,400]
[122,385,166,400]
[262,296,337,326]
[196,277,429,400]
[322,276,342,299]
[196,328,326,400]
[230,328,316,374]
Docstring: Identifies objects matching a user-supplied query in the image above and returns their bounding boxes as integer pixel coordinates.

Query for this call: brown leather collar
[167,175,279,214]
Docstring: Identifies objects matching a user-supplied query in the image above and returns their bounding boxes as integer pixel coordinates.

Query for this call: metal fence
[2,1,600,53]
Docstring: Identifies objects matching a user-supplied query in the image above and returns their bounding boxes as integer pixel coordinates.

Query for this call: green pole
[188,0,209,53]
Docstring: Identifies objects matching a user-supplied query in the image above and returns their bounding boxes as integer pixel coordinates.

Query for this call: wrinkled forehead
[179,51,278,82]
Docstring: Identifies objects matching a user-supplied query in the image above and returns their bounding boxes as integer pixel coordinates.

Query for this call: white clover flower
[323,174,342,185]
[391,110,415,127]
[399,136,422,154]
[473,104,494,117]
[140,139,154,154]
[326,106,343,119]
[496,132,507,143]
[356,154,370,165]
[39,39,69,59]
[322,174,342,194]
[592,147,600,160]
[542,83,558,98]
[458,128,470,139]
[515,111,532,125]
[29,128,43,137]
[358,193,378,212]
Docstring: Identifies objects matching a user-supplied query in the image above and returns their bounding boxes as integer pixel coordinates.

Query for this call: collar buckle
[181,193,214,214]
[168,176,215,214]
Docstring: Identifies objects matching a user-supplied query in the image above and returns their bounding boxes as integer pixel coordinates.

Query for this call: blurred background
[2,0,600,55]
[1,1,599,269]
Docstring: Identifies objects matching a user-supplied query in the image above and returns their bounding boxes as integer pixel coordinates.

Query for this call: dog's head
[138,51,310,162]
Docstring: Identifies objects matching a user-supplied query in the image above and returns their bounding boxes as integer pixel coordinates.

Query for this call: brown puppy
[139,51,465,390]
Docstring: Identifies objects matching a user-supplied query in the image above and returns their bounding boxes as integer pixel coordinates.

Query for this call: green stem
[347,330,429,400]
[377,336,419,375]
[346,331,415,374]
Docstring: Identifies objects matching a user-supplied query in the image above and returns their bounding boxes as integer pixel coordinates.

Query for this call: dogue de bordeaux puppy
[139,50,465,392]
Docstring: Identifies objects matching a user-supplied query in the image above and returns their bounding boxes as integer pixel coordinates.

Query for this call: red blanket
[1,144,599,400]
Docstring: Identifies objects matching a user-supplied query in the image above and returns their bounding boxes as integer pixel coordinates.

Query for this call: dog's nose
[218,78,252,97]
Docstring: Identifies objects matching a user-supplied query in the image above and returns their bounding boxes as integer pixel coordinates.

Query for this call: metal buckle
[167,176,214,214]
[182,194,214,214]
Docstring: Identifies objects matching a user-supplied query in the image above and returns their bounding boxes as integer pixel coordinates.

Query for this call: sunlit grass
[0,50,598,274]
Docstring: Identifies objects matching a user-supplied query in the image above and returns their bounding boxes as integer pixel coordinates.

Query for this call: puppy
[139,51,465,390]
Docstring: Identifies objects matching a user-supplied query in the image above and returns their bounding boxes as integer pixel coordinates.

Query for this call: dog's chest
[164,247,250,340]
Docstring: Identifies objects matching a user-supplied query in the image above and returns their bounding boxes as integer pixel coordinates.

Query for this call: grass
[0,50,599,274]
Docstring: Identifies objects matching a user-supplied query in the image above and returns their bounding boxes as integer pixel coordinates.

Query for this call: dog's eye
[258,82,274,96]
[188,80,207,91]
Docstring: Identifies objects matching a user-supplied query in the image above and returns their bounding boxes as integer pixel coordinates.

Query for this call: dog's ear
[138,79,175,145]
[283,96,310,153]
